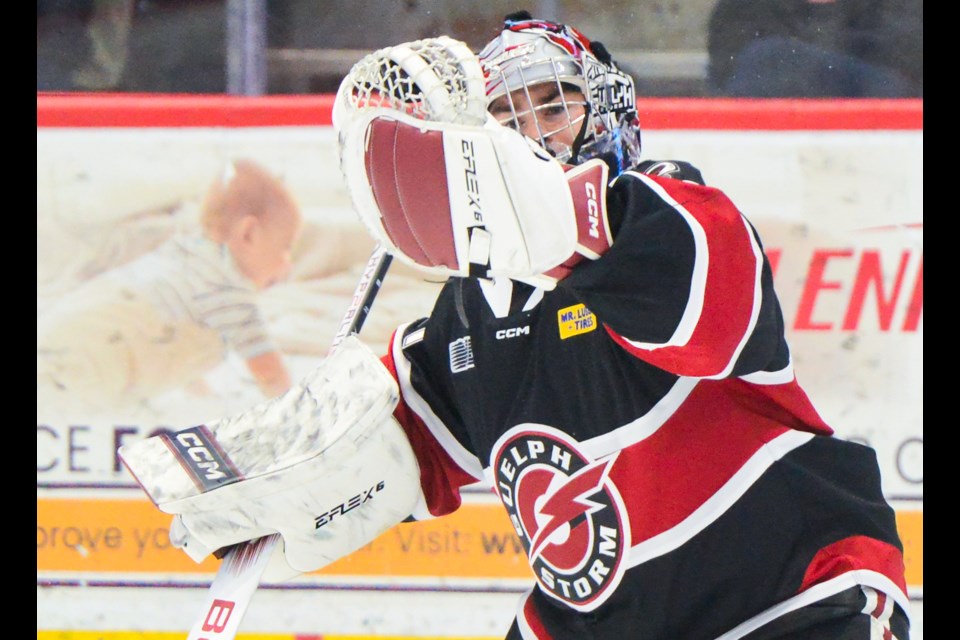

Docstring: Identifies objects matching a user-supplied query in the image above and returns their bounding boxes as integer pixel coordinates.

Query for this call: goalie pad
[118,335,421,582]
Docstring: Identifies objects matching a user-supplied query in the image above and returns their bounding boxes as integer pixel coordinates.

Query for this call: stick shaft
[186,244,393,640]
[329,244,393,353]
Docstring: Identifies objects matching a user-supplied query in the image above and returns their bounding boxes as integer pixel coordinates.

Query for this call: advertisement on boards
[37,97,922,638]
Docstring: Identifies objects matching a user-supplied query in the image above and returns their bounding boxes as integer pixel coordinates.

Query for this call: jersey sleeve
[378,301,486,520]
[561,170,788,379]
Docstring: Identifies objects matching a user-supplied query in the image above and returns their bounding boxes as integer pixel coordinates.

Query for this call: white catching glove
[117,336,422,582]
[333,37,613,289]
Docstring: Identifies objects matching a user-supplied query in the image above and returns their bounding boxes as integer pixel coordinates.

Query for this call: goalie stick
[185,244,393,640]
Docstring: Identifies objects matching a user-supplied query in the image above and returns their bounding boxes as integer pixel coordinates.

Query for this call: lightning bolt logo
[492,426,629,611]
[528,458,612,562]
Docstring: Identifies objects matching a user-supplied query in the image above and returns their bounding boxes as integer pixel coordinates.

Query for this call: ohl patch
[491,424,629,611]
[558,303,597,339]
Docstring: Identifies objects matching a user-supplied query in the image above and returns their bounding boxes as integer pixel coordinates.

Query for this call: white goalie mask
[479,13,642,175]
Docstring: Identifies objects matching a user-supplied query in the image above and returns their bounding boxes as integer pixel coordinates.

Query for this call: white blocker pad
[118,335,422,581]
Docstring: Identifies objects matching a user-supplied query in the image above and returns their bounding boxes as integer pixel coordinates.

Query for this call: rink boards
[37,96,922,638]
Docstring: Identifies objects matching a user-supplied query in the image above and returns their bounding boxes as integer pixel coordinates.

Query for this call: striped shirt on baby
[116,234,274,360]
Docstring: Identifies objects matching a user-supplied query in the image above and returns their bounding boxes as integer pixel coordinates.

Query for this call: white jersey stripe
[740,357,796,385]
[617,171,707,351]
[392,323,486,481]
[626,429,814,567]
[515,588,543,640]
[716,572,911,640]
[581,377,700,459]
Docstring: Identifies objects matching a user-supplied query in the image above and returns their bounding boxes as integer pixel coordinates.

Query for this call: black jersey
[379,167,909,639]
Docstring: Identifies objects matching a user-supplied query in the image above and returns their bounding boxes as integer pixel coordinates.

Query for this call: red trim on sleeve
[799,535,908,596]
[521,591,554,640]
[380,337,476,518]
[608,178,759,377]
[870,591,888,618]
[727,377,833,435]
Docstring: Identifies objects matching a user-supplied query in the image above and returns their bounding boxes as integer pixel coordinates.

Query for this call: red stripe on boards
[37,93,922,130]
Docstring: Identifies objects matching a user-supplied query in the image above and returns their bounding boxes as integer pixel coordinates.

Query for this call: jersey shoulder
[630,159,706,185]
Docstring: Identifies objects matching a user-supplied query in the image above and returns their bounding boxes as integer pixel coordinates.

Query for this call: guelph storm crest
[493,425,629,611]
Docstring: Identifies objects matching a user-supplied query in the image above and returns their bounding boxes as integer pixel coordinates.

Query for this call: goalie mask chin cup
[479,14,642,176]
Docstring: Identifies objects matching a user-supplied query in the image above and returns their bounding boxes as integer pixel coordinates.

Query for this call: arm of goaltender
[117,33,628,583]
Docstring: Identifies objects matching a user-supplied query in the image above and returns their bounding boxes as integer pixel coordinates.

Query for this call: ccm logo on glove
[543,159,612,282]
[585,181,601,239]
[314,480,387,528]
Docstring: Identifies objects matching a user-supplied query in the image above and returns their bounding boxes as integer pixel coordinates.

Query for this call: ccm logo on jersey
[492,426,629,611]
[496,326,530,340]
[161,425,241,492]
[315,480,387,529]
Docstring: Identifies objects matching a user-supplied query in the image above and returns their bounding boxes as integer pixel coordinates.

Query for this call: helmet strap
[568,111,590,164]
